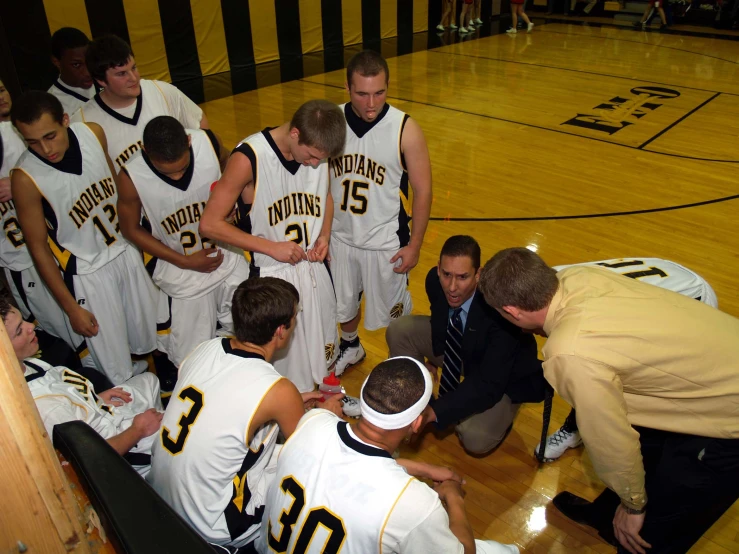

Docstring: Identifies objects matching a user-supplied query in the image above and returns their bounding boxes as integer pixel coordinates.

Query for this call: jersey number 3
[268,476,346,554]
[161,386,204,455]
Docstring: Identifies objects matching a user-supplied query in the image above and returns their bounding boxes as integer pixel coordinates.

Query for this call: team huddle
[2,27,738,554]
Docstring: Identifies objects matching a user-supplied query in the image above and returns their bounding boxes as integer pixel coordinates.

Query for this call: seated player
[536,257,718,461]
[257,356,520,554]
[148,277,345,550]
[117,116,248,372]
[2,291,162,476]
[11,91,158,385]
[200,100,345,394]
[47,27,96,117]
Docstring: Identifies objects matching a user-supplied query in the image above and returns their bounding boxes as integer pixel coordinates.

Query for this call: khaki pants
[386,315,519,454]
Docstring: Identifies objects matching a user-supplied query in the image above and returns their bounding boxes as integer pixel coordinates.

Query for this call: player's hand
[99,387,132,406]
[184,247,224,273]
[307,236,330,263]
[390,245,420,274]
[272,241,308,265]
[301,391,324,410]
[320,393,346,418]
[0,177,12,202]
[69,306,99,337]
[132,408,164,438]
[434,480,467,503]
[613,505,650,554]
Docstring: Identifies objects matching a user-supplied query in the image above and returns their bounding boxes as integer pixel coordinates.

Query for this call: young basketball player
[199,99,345,394]
[47,27,96,117]
[330,51,432,375]
[118,116,249,369]
[11,91,158,385]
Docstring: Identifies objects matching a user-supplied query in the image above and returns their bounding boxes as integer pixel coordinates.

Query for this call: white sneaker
[132,359,149,376]
[527,22,535,32]
[459,26,470,33]
[450,23,458,29]
[334,340,366,376]
[474,18,483,24]
[436,23,445,31]
[341,395,361,418]
[506,27,517,34]
[535,426,582,461]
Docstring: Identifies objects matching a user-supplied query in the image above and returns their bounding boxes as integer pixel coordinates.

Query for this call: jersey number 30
[268,476,346,553]
[161,386,204,455]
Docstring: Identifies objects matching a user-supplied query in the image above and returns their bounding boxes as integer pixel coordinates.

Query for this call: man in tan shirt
[479,247,739,554]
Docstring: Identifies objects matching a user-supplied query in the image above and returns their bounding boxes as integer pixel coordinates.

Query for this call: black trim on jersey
[337,421,392,459]
[204,128,220,159]
[30,128,83,175]
[221,337,266,361]
[224,443,267,540]
[93,90,143,126]
[8,269,35,322]
[40,195,79,284]
[24,360,48,383]
[399,114,410,172]
[140,214,159,277]
[123,452,152,466]
[261,128,300,176]
[344,102,390,139]
[157,294,173,333]
[396,114,411,248]
[232,142,258,186]
[0,133,5,174]
[52,81,92,103]
[142,147,196,192]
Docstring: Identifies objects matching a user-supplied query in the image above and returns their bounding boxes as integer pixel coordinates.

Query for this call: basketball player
[48,27,96,117]
[536,257,718,461]
[118,116,248,369]
[257,357,519,554]
[73,35,207,173]
[330,51,432,375]
[11,91,158,385]
[2,291,163,476]
[199,99,345,393]
[1,81,90,364]
[148,277,345,550]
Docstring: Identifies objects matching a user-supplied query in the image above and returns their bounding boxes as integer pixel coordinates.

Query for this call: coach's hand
[613,505,650,554]
[70,306,99,337]
[0,177,12,202]
[185,247,224,273]
[390,244,420,274]
[307,236,329,263]
[132,409,164,438]
[272,241,308,265]
[99,387,132,406]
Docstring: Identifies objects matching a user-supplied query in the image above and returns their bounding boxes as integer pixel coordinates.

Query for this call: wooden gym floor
[202,20,739,553]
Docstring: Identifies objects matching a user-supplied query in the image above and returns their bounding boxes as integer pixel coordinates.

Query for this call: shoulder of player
[400,116,425,148]
[80,121,108,149]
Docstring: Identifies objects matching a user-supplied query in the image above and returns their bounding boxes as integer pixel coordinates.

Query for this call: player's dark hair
[143,116,189,163]
[346,50,389,87]
[51,27,90,60]
[11,91,64,127]
[362,358,426,417]
[440,235,481,270]
[231,277,300,346]
[86,35,133,84]
[290,99,346,159]
[479,247,559,311]
[0,290,18,323]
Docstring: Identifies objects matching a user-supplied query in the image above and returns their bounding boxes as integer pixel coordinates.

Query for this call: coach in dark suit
[386,235,546,454]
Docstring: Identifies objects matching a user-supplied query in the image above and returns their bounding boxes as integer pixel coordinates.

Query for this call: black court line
[427,193,739,222]
[298,79,739,163]
[638,92,721,149]
[427,49,737,98]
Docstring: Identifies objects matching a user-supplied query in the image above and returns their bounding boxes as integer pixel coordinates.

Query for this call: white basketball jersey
[235,129,328,271]
[149,338,282,547]
[123,129,238,299]
[553,258,718,307]
[258,410,421,554]
[330,103,411,251]
[75,80,194,172]
[1,122,33,271]
[14,123,125,275]
[48,80,96,118]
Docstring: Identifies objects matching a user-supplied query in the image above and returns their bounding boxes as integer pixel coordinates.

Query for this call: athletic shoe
[534,426,582,461]
[132,359,150,376]
[506,27,517,34]
[436,23,445,31]
[450,23,458,29]
[341,395,361,418]
[474,17,483,24]
[334,339,366,376]
[459,26,470,33]
[527,22,535,32]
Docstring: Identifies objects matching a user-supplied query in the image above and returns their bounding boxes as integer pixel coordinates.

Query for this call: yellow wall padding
[299,0,324,54]
[381,0,398,39]
[413,0,429,33]
[248,1,279,64]
[191,0,230,76]
[341,0,363,47]
[121,0,171,81]
[42,0,91,38]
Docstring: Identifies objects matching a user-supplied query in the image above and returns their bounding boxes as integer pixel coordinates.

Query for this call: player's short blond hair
[289,99,346,159]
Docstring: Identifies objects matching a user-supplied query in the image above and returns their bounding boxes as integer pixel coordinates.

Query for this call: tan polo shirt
[542,266,739,510]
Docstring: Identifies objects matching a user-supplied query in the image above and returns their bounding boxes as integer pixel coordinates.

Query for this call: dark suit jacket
[425,267,547,428]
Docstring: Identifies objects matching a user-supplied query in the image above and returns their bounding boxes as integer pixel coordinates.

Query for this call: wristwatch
[622,503,646,515]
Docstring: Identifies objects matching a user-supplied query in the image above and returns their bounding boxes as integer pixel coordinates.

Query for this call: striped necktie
[440,308,464,396]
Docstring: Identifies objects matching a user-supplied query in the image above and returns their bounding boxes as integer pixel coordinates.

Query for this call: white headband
[359,356,433,430]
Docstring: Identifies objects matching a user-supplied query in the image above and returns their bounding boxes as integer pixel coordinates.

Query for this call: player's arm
[199,113,210,130]
[307,187,333,262]
[106,408,163,455]
[117,169,224,272]
[11,170,98,337]
[434,481,476,554]
[199,152,306,264]
[391,118,432,274]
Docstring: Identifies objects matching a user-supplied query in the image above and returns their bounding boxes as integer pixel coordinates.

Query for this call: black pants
[587,426,739,554]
